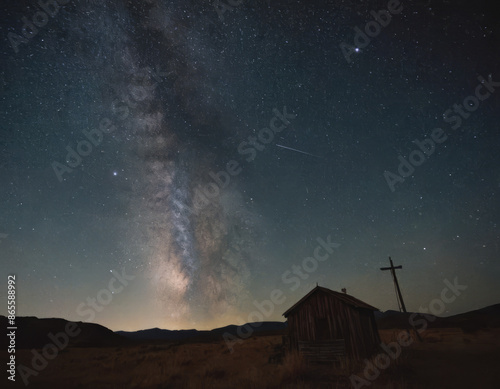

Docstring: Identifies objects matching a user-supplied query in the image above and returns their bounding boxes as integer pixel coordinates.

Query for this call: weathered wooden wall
[286,291,380,360]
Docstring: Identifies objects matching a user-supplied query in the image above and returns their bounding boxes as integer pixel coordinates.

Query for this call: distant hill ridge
[376,303,500,330]
[115,321,287,342]
[0,315,128,349]
[2,303,499,348]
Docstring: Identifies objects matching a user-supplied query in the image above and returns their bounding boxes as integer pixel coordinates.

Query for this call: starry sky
[1,0,499,331]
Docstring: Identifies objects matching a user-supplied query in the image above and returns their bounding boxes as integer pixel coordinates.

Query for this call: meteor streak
[275,144,323,159]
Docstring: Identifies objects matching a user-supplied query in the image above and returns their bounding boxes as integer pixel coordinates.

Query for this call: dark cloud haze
[1,0,499,331]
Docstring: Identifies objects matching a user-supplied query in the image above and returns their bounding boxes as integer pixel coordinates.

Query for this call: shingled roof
[283,285,378,318]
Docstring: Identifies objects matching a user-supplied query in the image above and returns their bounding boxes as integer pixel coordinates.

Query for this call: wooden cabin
[283,285,380,361]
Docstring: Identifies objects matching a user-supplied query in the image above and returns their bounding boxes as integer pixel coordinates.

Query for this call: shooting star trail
[275,144,323,159]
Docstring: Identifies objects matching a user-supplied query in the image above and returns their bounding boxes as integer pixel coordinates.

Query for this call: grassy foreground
[6,328,500,388]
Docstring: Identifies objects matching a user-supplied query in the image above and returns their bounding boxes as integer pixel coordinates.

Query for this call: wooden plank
[298,339,346,363]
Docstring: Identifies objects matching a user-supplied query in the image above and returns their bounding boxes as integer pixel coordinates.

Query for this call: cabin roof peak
[282,285,379,318]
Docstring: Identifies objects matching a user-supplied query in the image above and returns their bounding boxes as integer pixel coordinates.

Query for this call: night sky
[1,0,499,331]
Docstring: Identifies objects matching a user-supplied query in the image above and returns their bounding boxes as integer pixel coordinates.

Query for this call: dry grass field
[7,328,500,388]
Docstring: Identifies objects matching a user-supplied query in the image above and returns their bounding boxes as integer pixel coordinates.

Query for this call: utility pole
[380,257,406,312]
[380,256,422,342]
